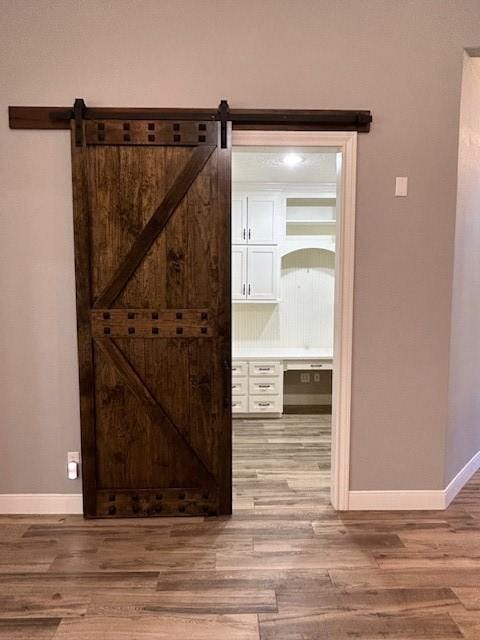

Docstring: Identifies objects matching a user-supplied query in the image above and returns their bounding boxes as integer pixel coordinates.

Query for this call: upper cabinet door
[247,246,278,300]
[232,245,247,300]
[232,195,247,244]
[247,195,278,244]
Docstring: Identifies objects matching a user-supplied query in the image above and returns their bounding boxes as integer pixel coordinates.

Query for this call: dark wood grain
[94,337,217,487]
[9,105,372,133]
[70,122,97,518]
[93,144,215,309]
[70,121,231,517]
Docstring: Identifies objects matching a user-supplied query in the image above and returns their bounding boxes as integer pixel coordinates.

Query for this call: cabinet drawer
[231,379,248,396]
[249,361,282,377]
[285,360,333,371]
[249,395,283,413]
[232,361,248,377]
[232,396,248,413]
[249,377,282,395]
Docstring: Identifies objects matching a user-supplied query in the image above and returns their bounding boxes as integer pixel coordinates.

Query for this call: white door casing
[232,130,357,511]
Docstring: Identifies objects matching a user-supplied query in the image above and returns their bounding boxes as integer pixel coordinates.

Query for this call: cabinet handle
[258,384,271,388]
[248,228,251,240]
[242,283,246,296]
[258,402,270,407]
[242,228,246,240]
[248,284,251,296]
[310,364,323,368]
[258,367,270,371]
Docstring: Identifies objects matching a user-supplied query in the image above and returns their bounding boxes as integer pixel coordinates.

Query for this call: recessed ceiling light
[283,152,304,167]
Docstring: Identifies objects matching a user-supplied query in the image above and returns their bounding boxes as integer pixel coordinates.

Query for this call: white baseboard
[0,493,83,514]
[2,451,479,515]
[348,449,480,511]
[444,449,480,507]
[348,489,445,511]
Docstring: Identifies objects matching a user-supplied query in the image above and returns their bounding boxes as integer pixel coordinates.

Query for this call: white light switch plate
[395,177,408,196]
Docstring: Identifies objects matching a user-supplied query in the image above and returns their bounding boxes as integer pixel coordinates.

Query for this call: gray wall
[446,53,480,485]
[1,0,479,494]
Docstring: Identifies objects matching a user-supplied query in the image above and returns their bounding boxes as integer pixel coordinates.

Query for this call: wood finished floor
[2,415,480,638]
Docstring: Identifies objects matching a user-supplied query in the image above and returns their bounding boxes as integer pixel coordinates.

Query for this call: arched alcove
[280,248,335,350]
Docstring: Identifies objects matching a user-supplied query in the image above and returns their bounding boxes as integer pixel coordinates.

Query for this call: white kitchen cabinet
[232,246,247,300]
[232,192,280,245]
[246,195,278,244]
[233,246,278,302]
[232,378,248,396]
[231,361,248,377]
[232,396,248,414]
[232,358,283,417]
[246,246,278,301]
[249,396,283,414]
[232,195,247,244]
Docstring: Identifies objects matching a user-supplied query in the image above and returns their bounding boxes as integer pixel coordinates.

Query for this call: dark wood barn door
[71,116,231,518]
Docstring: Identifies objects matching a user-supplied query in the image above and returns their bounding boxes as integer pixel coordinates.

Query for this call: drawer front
[249,395,283,413]
[232,361,248,377]
[249,377,282,395]
[231,379,248,396]
[249,361,282,377]
[286,360,333,371]
[232,396,248,413]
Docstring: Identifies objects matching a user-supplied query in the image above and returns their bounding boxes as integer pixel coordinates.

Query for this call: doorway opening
[230,131,357,511]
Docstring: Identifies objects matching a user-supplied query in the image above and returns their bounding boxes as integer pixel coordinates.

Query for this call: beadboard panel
[233,248,334,351]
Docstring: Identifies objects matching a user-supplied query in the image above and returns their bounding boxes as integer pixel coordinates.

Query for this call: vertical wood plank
[70,122,97,517]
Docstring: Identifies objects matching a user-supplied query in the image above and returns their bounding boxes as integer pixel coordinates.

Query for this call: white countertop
[233,347,333,361]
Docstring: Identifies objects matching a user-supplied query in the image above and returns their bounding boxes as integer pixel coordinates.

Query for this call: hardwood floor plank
[87,588,277,614]
[53,614,260,639]
[0,618,60,639]
[259,611,464,639]
[259,585,460,620]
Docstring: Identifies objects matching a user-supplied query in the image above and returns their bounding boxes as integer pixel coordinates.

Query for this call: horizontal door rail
[9,100,372,132]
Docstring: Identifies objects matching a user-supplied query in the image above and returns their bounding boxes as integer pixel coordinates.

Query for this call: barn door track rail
[9,99,373,143]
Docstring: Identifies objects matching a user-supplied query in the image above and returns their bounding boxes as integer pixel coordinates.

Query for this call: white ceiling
[232,146,337,183]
